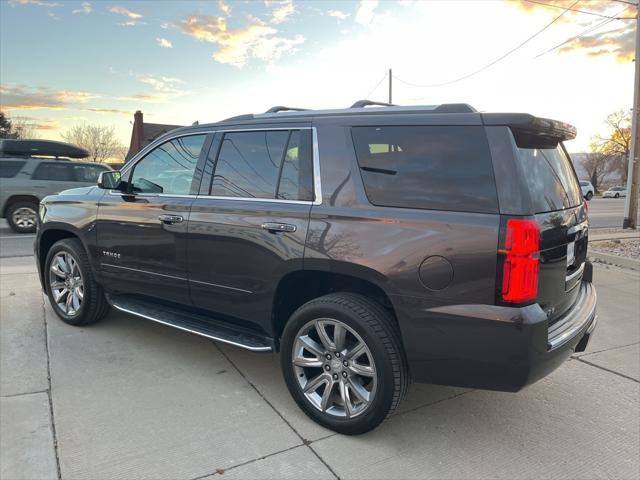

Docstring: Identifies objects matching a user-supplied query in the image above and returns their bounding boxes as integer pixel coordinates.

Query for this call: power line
[364,71,388,99]
[393,0,579,88]
[523,0,636,20]
[534,16,616,58]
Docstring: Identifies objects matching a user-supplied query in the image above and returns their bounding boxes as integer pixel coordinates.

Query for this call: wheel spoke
[293,354,323,368]
[65,289,74,313]
[71,291,81,311]
[346,341,366,361]
[303,372,329,394]
[50,264,67,278]
[75,286,84,300]
[349,361,376,377]
[320,381,335,411]
[333,324,347,352]
[57,255,70,274]
[50,281,66,289]
[53,287,69,302]
[314,320,334,351]
[298,335,325,358]
[347,378,371,403]
[338,380,353,419]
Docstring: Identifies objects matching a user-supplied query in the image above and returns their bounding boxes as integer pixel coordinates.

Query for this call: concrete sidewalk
[1,256,638,480]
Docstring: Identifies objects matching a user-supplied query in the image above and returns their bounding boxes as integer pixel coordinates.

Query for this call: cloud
[156,37,173,48]
[11,116,61,131]
[269,0,295,24]
[180,14,305,67]
[135,74,185,93]
[219,0,231,16]
[355,0,378,25]
[327,10,350,22]
[116,94,167,103]
[85,107,130,115]
[10,0,61,7]
[559,24,635,62]
[72,2,91,14]
[110,5,142,19]
[0,85,100,111]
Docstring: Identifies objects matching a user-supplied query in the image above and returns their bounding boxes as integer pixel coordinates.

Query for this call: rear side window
[210,129,313,201]
[0,161,25,178]
[31,162,75,181]
[514,142,582,213]
[351,126,498,213]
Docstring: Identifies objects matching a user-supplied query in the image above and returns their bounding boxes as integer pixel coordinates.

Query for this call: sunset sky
[0,0,637,153]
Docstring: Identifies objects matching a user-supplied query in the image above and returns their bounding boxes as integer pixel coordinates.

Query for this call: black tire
[6,201,38,234]
[44,238,110,326]
[615,193,620,198]
[585,192,593,201]
[280,293,408,435]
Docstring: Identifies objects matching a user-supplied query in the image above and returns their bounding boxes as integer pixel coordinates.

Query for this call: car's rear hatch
[508,123,588,323]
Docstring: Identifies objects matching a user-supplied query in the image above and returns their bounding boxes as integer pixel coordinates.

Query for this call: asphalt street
[1,198,638,259]
[0,236,638,478]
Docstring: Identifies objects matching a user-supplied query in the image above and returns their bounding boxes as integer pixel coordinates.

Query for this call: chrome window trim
[112,126,322,205]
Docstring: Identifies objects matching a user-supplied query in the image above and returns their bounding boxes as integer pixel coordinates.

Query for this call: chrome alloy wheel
[49,251,84,316]
[292,318,377,418]
[12,207,37,229]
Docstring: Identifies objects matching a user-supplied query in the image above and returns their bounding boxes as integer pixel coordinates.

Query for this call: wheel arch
[271,266,400,346]
[3,195,40,217]
[37,225,92,288]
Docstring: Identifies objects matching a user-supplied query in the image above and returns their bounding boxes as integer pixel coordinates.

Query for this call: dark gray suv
[35,102,597,434]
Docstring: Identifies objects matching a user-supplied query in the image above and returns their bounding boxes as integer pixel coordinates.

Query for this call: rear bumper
[393,281,597,392]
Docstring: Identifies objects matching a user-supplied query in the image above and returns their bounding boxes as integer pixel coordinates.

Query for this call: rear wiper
[360,166,397,175]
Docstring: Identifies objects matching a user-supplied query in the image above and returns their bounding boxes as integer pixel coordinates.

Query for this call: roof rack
[265,106,309,113]
[350,99,396,108]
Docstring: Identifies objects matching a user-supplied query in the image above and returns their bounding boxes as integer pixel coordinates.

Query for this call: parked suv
[35,102,597,434]
[1,140,111,233]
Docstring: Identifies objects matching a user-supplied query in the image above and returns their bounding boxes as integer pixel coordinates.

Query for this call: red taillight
[501,219,540,303]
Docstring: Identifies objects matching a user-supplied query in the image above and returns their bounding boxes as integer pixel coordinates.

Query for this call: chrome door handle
[158,214,183,224]
[261,222,296,233]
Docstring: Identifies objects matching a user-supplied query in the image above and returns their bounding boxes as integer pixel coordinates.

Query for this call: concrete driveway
[1,256,638,480]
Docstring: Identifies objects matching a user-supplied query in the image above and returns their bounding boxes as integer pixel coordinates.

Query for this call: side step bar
[107,295,274,352]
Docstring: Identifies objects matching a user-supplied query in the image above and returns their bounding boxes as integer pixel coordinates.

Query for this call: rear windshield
[515,143,583,213]
[351,125,498,213]
[0,160,25,178]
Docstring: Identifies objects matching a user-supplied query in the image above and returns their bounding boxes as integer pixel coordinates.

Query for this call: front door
[95,133,209,305]
[188,127,315,333]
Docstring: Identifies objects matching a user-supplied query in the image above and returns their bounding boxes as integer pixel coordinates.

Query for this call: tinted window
[211,131,288,198]
[515,144,582,213]
[579,181,588,186]
[32,163,75,181]
[0,161,25,178]
[277,130,314,201]
[351,126,498,213]
[73,164,109,182]
[130,135,206,194]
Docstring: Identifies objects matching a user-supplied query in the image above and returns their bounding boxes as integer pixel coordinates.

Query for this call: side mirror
[97,171,122,190]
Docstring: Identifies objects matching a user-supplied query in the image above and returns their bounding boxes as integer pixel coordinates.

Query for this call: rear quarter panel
[306,120,501,375]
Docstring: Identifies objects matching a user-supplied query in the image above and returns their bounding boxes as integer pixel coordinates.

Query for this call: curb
[589,251,640,271]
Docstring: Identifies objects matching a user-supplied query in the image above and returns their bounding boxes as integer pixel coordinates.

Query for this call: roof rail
[432,103,477,113]
[265,106,309,113]
[350,99,396,108]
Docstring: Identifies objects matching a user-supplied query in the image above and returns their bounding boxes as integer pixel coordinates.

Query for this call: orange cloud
[1,85,99,111]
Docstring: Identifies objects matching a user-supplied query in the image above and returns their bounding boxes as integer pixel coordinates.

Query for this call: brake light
[501,219,540,303]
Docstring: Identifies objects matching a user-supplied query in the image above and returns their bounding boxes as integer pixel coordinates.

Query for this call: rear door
[30,162,79,195]
[187,126,314,332]
[510,132,587,321]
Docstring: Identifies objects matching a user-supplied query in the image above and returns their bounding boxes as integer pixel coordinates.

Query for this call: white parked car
[579,180,594,200]
[603,186,627,198]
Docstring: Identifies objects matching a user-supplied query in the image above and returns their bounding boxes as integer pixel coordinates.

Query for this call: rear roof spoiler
[481,113,576,141]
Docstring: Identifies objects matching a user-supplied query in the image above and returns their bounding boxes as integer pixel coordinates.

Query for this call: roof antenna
[192,120,199,126]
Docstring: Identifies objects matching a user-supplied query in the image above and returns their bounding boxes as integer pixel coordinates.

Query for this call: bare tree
[61,124,125,163]
[11,118,38,139]
[592,110,632,184]
[581,143,616,193]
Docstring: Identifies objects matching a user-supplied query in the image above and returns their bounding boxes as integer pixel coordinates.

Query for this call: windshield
[515,144,583,213]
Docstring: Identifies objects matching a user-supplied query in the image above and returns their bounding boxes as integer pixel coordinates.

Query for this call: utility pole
[623,9,639,229]
[388,68,392,104]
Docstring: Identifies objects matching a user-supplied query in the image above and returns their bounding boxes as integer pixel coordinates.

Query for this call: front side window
[74,164,110,182]
[31,162,75,181]
[129,135,206,195]
[352,125,498,213]
[210,129,313,201]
